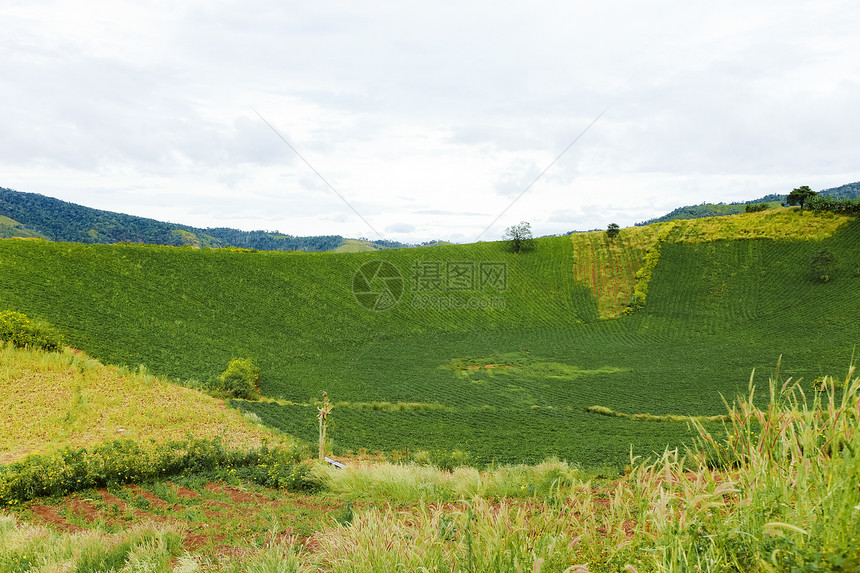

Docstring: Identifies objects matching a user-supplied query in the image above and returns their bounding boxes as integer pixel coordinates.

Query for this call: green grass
[0,211,858,468]
[8,361,860,570]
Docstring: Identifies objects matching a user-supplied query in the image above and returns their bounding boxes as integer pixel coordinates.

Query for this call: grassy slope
[333,238,383,252]
[0,344,284,464]
[0,215,47,239]
[0,209,857,466]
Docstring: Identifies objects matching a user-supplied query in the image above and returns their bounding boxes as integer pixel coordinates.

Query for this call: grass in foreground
[4,362,858,571]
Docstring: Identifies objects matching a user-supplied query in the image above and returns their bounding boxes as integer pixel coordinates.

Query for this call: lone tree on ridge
[787,185,817,214]
[606,223,620,239]
[503,221,535,254]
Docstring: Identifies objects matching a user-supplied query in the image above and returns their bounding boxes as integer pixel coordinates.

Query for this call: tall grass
[0,514,182,572]
[303,363,860,571]
[8,359,859,570]
[316,457,585,504]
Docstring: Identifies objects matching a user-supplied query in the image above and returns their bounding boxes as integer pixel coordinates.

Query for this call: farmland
[0,208,858,468]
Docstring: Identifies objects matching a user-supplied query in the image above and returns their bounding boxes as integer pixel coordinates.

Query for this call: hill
[0,208,858,467]
[0,186,351,251]
[0,344,283,464]
[635,180,860,226]
[0,215,48,239]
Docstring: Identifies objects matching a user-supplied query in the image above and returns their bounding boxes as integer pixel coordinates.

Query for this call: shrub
[606,222,620,238]
[0,310,63,351]
[810,249,837,283]
[0,437,315,505]
[745,202,769,213]
[219,358,261,399]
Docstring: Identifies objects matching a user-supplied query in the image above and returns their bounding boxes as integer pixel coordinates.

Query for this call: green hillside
[0,186,345,251]
[636,180,860,225]
[0,215,48,239]
[1,209,857,467]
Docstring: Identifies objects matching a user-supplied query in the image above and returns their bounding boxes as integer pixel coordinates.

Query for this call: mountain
[635,181,860,226]
[2,207,857,466]
[0,186,409,252]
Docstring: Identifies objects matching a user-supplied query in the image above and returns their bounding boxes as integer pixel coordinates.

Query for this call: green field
[1,210,857,467]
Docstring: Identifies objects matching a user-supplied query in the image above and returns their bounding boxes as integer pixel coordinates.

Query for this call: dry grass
[0,344,287,464]
[671,207,851,243]
[570,224,665,318]
[570,210,851,319]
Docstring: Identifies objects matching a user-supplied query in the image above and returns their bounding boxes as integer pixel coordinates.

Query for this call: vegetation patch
[0,437,315,506]
[670,207,851,243]
[570,223,665,318]
[0,310,63,351]
[586,404,731,423]
[446,352,624,382]
[0,344,284,464]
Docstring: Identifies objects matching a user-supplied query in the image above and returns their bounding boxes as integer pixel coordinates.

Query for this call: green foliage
[0,437,314,506]
[787,185,817,213]
[502,221,535,254]
[817,180,860,200]
[0,216,858,469]
[745,202,769,213]
[606,222,620,238]
[219,358,261,399]
[810,248,838,282]
[624,222,675,313]
[0,310,63,351]
[0,186,345,251]
[808,194,860,215]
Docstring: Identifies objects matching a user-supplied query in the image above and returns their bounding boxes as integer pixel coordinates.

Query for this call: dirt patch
[167,482,202,499]
[30,504,87,534]
[205,482,278,505]
[21,481,347,562]
[127,484,174,510]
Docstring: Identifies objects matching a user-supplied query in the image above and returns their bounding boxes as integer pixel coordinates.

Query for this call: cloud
[2,0,860,245]
[385,222,416,234]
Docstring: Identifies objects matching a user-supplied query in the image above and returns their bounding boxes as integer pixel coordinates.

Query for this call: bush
[0,310,63,351]
[745,202,769,213]
[810,249,837,283]
[218,358,261,399]
[0,437,316,505]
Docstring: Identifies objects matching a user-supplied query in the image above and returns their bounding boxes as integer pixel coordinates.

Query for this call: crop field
[570,223,663,318]
[10,477,350,565]
[0,210,858,468]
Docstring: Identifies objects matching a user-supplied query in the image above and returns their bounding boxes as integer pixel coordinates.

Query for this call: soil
[23,480,346,559]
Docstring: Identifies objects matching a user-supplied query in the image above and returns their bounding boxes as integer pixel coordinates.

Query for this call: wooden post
[317,391,332,460]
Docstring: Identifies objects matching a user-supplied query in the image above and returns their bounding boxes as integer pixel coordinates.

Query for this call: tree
[606,223,620,239]
[787,185,817,214]
[810,249,837,283]
[503,221,535,254]
[218,358,260,399]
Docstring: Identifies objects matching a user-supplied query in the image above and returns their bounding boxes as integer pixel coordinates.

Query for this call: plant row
[0,437,315,506]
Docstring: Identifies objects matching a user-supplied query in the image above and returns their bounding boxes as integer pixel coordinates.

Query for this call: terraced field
[1,209,857,468]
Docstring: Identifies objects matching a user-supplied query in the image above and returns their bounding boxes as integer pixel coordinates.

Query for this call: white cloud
[2,0,860,244]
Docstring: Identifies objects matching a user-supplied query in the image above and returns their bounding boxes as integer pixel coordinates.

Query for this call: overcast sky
[3,1,859,243]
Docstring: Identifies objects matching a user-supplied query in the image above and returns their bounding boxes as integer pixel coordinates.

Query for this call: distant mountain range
[635,181,860,226]
[3,182,859,250]
[0,187,409,252]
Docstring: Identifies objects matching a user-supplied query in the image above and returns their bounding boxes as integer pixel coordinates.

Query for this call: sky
[3,1,860,244]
